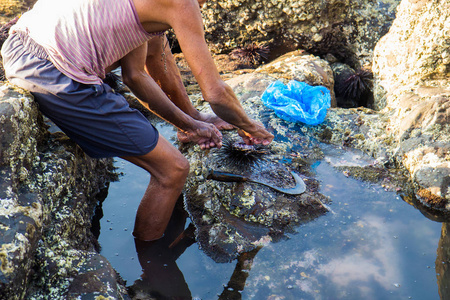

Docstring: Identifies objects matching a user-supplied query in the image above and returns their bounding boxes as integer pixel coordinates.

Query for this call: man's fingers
[177,121,224,149]
[237,122,274,146]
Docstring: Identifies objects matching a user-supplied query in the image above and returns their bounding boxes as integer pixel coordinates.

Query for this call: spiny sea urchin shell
[215,138,270,170]
[230,43,270,66]
[339,68,373,100]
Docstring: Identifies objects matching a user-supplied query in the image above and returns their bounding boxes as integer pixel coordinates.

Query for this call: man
[1,0,274,241]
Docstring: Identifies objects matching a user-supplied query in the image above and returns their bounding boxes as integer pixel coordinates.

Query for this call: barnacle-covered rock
[0,84,121,299]
[373,0,450,209]
[182,122,330,263]
[201,0,400,67]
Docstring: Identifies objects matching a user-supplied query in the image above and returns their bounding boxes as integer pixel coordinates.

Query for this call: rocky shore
[0,0,449,298]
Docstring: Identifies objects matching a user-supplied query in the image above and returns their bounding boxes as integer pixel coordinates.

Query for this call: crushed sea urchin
[214,138,271,170]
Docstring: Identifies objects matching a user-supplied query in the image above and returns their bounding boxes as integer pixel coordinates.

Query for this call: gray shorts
[1,31,159,158]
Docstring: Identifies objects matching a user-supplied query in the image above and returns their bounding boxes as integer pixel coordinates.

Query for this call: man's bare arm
[120,43,222,149]
[145,35,198,117]
[145,35,234,131]
[159,0,274,145]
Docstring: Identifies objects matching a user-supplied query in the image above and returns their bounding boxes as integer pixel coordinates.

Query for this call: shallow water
[96,125,447,300]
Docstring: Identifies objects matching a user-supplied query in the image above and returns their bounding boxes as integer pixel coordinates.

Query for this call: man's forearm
[145,37,201,120]
[126,72,196,133]
[126,72,223,149]
[204,83,256,130]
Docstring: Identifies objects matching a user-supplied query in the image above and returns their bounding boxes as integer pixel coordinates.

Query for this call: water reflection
[437,223,450,299]
[402,192,450,299]
[95,151,447,299]
[316,215,402,295]
[131,198,195,299]
[128,196,262,300]
[218,247,261,300]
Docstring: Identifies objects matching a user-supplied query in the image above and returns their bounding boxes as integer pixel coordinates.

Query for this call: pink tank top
[11,0,158,85]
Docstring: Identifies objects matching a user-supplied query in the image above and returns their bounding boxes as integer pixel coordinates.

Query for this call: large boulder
[373,0,450,107]
[201,0,400,67]
[0,84,124,299]
[373,0,450,210]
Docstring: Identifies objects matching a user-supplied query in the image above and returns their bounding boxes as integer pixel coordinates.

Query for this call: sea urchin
[230,43,270,66]
[340,68,373,100]
[215,138,270,170]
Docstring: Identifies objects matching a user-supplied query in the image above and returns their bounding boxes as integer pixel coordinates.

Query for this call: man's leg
[121,135,190,241]
[2,31,188,240]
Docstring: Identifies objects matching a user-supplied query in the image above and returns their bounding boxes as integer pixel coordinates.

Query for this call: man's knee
[170,154,190,179]
[159,153,189,188]
[122,136,190,187]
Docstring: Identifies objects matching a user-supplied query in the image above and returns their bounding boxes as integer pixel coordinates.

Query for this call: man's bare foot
[198,112,234,130]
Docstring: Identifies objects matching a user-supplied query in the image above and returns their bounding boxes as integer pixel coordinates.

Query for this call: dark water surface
[97,125,446,300]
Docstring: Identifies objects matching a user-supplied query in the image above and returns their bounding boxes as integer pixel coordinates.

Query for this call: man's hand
[237,120,274,145]
[177,120,223,150]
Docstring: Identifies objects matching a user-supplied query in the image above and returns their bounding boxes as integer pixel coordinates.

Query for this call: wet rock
[67,253,128,300]
[200,0,400,67]
[182,127,330,263]
[0,86,47,299]
[373,0,450,209]
[0,84,120,299]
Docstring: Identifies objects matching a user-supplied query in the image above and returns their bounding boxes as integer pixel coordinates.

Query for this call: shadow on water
[92,124,450,300]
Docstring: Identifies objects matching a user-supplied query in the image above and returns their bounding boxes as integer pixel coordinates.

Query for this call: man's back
[11,0,153,84]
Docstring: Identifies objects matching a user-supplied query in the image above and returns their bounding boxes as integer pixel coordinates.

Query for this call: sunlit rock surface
[373,0,450,210]
[201,0,401,67]
[0,85,121,299]
[0,0,30,23]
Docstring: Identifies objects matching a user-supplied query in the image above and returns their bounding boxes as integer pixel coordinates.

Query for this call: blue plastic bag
[261,80,331,125]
